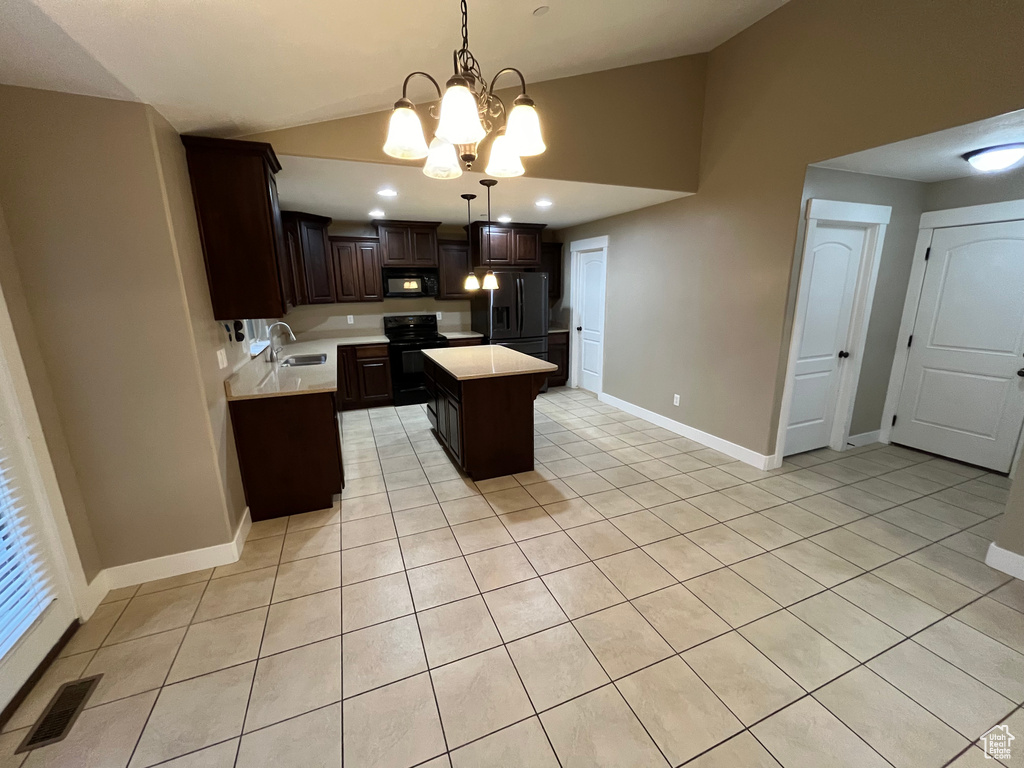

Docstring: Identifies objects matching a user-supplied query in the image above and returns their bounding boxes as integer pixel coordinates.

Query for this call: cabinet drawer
[355,344,389,358]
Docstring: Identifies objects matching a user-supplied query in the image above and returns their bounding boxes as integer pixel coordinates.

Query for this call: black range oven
[383,315,450,406]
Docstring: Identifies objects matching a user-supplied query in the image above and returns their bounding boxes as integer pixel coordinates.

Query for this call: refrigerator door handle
[517,277,524,335]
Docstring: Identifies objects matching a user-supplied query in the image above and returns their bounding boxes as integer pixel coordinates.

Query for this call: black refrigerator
[471,271,550,361]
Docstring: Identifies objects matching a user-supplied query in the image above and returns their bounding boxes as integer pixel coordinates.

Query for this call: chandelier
[382,0,546,180]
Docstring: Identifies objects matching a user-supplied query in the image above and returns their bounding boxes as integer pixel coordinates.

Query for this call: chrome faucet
[267,321,296,364]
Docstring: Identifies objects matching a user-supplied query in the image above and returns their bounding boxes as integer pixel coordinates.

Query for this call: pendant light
[480,179,499,290]
[383,0,546,178]
[424,137,463,180]
[485,130,525,178]
[461,193,480,290]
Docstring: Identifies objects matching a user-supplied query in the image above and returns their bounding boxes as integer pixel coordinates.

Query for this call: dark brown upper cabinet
[182,135,287,320]
[375,220,440,267]
[540,241,563,301]
[330,237,383,303]
[282,212,333,304]
[469,222,546,268]
[438,240,471,300]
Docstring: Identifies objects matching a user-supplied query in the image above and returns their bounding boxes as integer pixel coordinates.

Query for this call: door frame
[568,236,609,393]
[880,199,1024,476]
[774,199,891,465]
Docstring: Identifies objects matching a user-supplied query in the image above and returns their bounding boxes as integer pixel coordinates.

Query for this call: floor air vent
[16,674,102,753]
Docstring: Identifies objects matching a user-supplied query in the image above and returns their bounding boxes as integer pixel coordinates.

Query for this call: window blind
[0,417,53,661]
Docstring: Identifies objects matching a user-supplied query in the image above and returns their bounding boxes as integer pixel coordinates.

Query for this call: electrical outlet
[217,348,228,370]
[673,394,680,406]
[347,315,354,324]
[436,312,443,320]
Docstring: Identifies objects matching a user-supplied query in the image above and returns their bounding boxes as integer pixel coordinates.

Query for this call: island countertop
[423,345,557,381]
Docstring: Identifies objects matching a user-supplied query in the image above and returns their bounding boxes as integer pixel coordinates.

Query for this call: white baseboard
[985,542,1024,581]
[101,509,251,591]
[846,430,881,448]
[598,393,774,470]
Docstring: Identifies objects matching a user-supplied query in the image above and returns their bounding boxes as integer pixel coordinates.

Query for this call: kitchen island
[423,345,557,480]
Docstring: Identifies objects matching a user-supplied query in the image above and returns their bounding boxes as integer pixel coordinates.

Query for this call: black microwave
[382,268,439,298]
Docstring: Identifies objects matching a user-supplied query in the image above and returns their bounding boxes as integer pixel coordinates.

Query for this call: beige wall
[924,165,1024,211]
[0,85,237,567]
[798,168,927,438]
[242,57,708,193]
[997,450,1024,557]
[563,0,1024,455]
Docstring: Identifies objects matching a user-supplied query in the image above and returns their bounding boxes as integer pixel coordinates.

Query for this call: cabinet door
[337,347,359,410]
[541,242,563,300]
[482,227,513,266]
[513,228,541,266]
[357,358,394,404]
[300,219,335,303]
[356,241,383,301]
[278,218,300,309]
[438,241,471,299]
[379,226,411,267]
[445,396,462,463]
[332,241,360,303]
[410,225,439,267]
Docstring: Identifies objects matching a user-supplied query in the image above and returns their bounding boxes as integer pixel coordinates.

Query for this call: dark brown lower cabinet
[337,344,393,410]
[229,392,342,520]
[548,332,569,387]
[424,357,546,480]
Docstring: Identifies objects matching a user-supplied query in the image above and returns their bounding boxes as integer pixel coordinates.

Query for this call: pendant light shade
[383,100,429,160]
[463,273,481,290]
[423,137,463,179]
[482,271,499,290]
[436,80,487,145]
[505,96,546,156]
[485,133,525,178]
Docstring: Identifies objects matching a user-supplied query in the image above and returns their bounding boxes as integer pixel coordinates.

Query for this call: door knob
[576,326,582,332]
[838,350,850,359]
[1018,368,1024,377]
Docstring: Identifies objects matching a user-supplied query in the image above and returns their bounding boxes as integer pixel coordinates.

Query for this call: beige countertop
[424,345,557,381]
[225,339,345,401]
[441,331,484,340]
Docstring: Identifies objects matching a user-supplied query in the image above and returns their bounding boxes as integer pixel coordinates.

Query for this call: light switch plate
[217,348,228,370]
[347,315,354,324]
[436,312,443,320]
[673,394,680,406]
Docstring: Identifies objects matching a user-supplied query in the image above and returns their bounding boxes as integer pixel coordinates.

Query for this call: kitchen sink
[280,353,327,367]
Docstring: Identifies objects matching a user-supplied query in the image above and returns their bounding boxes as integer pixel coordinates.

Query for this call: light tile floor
[2,388,1023,767]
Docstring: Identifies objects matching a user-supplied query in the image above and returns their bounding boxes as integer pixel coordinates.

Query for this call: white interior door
[892,220,1024,472]
[785,223,866,455]
[574,248,607,393]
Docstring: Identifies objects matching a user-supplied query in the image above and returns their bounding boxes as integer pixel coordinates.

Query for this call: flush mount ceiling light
[383,0,546,180]
[535,199,553,208]
[963,143,1024,172]
[377,188,398,197]
[497,214,512,223]
[369,208,386,217]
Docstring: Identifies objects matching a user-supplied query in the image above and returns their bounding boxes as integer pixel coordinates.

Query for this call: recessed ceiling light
[535,199,553,208]
[498,215,512,223]
[963,143,1024,172]
[533,6,550,16]
[369,209,386,218]
[377,188,398,197]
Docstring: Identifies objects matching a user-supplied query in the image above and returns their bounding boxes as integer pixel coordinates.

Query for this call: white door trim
[568,236,609,394]
[881,198,1024,478]
[772,198,892,467]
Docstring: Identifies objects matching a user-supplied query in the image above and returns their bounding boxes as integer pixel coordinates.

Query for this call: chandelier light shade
[463,273,481,290]
[424,137,463,179]
[382,0,546,179]
[505,95,546,156]
[383,99,429,159]
[485,132,525,178]
[482,271,499,290]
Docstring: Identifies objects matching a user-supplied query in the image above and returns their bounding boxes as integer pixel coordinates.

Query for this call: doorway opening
[776,108,1024,474]
[568,237,608,395]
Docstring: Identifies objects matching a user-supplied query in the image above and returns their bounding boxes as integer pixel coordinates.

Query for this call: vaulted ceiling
[1,0,789,135]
